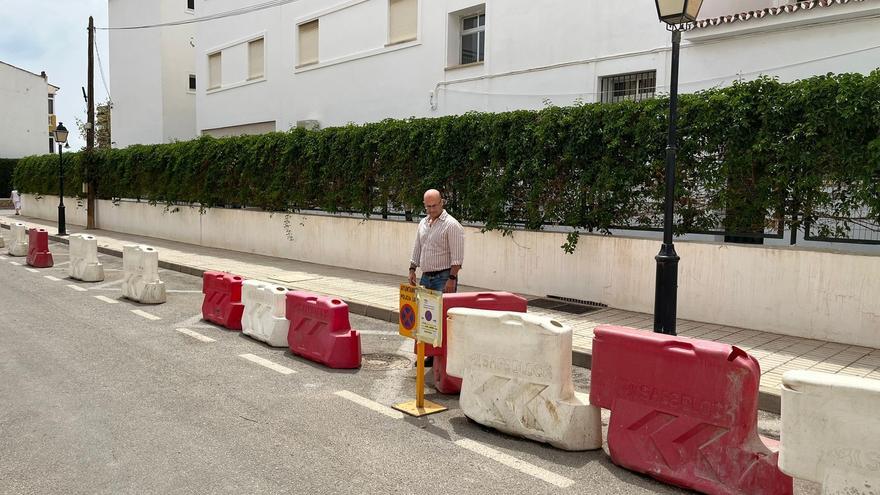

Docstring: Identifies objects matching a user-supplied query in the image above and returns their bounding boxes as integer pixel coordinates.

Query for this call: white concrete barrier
[121,245,166,304]
[241,280,289,347]
[780,370,880,494]
[446,308,602,451]
[68,234,104,282]
[7,222,28,256]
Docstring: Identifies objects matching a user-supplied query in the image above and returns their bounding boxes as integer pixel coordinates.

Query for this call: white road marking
[176,328,215,342]
[0,255,6,260]
[166,290,203,294]
[67,285,88,292]
[54,261,71,267]
[25,268,40,273]
[131,309,161,321]
[334,390,405,419]
[239,354,296,375]
[9,261,21,266]
[44,275,62,281]
[94,295,119,304]
[454,439,575,488]
[92,279,125,290]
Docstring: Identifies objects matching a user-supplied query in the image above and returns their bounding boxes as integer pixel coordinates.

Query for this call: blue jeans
[420,269,454,292]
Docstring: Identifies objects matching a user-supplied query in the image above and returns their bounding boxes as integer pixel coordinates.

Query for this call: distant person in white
[408,189,465,294]
[10,189,21,215]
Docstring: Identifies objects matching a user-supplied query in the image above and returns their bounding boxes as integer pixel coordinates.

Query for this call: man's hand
[408,270,417,286]
[443,278,456,293]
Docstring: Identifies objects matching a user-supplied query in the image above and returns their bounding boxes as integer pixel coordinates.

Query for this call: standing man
[409,189,464,294]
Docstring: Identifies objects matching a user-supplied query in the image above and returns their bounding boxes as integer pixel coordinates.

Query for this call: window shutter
[298,20,319,66]
[248,38,264,79]
[208,52,222,89]
[389,0,417,44]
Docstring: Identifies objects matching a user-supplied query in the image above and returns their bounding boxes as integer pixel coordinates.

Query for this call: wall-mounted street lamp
[54,122,69,236]
[652,0,703,335]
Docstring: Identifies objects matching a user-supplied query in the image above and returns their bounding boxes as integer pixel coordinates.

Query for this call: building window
[48,96,54,114]
[297,20,319,67]
[49,137,55,154]
[248,37,265,80]
[460,12,485,65]
[208,52,222,90]
[187,0,194,11]
[389,0,417,45]
[599,70,656,103]
[188,74,196,91]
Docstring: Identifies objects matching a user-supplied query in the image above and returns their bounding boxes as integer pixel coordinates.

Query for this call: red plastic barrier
[589,325,793,495]
[417,292,527,394]
[26,228,53,268]
[201,271,245,330]
[286,291,361,369]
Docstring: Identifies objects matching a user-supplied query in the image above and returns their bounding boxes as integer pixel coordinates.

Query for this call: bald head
[423,189,444,219]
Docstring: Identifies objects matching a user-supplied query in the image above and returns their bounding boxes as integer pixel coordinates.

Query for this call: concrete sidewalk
[4,211,879,413]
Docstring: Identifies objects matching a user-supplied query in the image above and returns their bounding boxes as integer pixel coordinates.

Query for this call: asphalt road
[0,240,818,495]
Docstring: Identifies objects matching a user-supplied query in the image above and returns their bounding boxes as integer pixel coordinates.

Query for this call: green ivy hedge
[0,158,16,198]
[14,71,880,245]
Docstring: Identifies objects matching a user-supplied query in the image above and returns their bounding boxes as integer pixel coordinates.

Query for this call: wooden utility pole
[86,16,96,229]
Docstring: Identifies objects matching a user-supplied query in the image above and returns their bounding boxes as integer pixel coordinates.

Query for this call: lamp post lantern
[652,0,703,335]
[54,122,69,236]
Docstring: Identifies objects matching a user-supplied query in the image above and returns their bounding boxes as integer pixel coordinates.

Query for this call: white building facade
[0,61,59,158]
[108,0,880,143]
[108,0,197,147]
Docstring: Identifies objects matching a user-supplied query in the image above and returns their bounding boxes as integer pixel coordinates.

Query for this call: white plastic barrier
[446,308,602,451]
[241,280,289,347]
[7,222,28,256]
[121,244,166,304]
[780,370,880,494]
[68,234,104,282]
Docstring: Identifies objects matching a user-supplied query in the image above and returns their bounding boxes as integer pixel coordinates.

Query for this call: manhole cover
[361,353,412,371]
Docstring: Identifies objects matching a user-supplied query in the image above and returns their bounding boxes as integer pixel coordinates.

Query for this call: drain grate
[527,296,604,315]
[361,353,413,371]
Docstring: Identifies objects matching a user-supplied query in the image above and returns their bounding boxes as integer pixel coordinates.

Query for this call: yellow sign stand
[393,284,448,417]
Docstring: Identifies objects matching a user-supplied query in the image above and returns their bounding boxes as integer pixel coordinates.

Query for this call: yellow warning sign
[399,284,418,338]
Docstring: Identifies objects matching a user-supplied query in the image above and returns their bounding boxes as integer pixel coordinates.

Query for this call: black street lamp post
[652,0,703,335]
[55,122,69,236]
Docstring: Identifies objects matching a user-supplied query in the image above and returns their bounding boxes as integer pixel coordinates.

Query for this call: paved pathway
[4,211,878,412]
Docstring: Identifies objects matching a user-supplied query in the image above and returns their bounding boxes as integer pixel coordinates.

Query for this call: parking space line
[67,285,88,292]
[44,275,62,281]
[334,390,405,419]
[454,439,575,488]
[94,295,119,304]
[132,309,161,321]
[9,261,21,266]
[93,279,125,290]
[25,268,40,273]
[239,354,296,375]
[176,328,215,342]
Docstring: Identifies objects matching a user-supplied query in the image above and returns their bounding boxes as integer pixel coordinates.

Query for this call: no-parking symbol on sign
[399,284,418,338]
